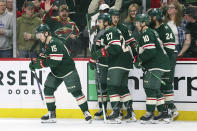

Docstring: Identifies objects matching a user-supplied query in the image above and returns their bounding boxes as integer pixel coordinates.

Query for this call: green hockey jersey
[138,27,170,71]
[43,13,79,46]
[102,26,131,70]
[156,23,176,56]
[39,36,75,78]
[116,23,136,70]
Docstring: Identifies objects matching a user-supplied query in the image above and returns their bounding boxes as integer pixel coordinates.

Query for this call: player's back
[138,28,170,71]
[156,23,176,56]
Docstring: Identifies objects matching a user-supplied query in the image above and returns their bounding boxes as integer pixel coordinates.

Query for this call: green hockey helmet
[36,24,51,34]
[135,13,150,25]
[97,13,112,25]
[148,8,163,20]
[109,9,120,16]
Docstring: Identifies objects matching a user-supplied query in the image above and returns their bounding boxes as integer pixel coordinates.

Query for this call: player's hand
[29,58,44,70]
[29,61,35,71]
[89,62,95,70]
[134,55,142,69]
[89,57,96,70]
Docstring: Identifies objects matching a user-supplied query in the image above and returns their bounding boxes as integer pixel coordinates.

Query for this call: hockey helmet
[135,13,150,25]
[97,13,112,25]
[148,8,163,20]
[109,9,120,16]
[36,24,51,34]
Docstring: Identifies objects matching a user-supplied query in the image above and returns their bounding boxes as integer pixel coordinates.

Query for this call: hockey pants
[44,69,89,112]
[107,68,132,111]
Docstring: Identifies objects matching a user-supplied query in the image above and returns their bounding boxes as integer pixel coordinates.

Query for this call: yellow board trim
[0,108,197,121]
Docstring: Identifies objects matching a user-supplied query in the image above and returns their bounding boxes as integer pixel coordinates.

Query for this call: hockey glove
[91,48,109,60]
[29,61,35,71]
[134,55,142,69]
[29,58,45,71]
[89,57,96,70]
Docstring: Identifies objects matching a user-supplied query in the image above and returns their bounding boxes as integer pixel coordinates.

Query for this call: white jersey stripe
[98,95,107,102]
[108,40,121,46]
[149,68,170,72]
[156,97,165,106]
[108,66,131,71]
[45,96,55,103]
[164,94,174,101]
[126,38,135,44]
[120,94,132,102]
[110,94,120,102]
[163,42,176,50]
[146,98,157,105]
[76,95,87,105]
[142,44,156,49]
[49,54,63,61]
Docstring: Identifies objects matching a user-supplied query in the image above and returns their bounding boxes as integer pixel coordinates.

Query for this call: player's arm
[126,34,138,57]
[162,25,176,51]
[92,30,122,59]
[31,42,64,70]
[92,40,122,59]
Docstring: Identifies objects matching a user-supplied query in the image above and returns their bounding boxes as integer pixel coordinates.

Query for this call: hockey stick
[29,54,45,103]
[86,13,92,52]
[128,46,166,85]
[86,14,107,123]
[95,62,107,123]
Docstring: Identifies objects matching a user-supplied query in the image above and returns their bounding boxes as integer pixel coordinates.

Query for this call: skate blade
[153,119,171,124]
[94,116,104,120]
[172,112,179,119]
[140,120,156,124]
[124,117,137,123]
[106,118,122,124]
[85,119,93,124]
[163,118,171,124]
[41,119,56,123]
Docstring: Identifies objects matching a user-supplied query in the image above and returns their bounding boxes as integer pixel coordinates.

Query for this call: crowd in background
[0,0,197,58]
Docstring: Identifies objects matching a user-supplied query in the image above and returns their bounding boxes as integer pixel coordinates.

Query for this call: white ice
[0,118,196,131]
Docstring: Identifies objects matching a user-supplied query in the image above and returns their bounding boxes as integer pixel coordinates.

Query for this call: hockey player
[29,24,92,123]
[134,14,171,124]
[89,28,109,120]
[92,13,133,124]
[148,8,179,120]
[109,9,137,122]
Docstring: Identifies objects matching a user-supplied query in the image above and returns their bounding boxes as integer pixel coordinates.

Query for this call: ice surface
[0,118,196,131]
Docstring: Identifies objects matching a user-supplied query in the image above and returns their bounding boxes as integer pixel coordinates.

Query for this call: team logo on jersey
[54,26,73,40]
